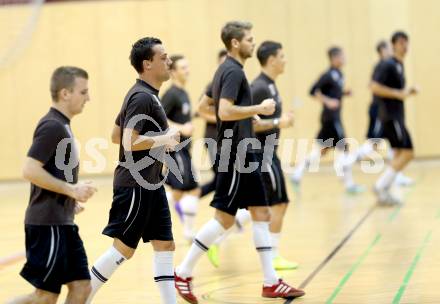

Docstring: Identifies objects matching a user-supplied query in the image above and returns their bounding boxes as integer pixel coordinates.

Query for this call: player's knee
[69,281,92,300]
[152,240,175,251]
[250,207,271,222]
[113,239,135,259]
[405,149,414,160]
[33,290,58,304]
[214,211,235,229]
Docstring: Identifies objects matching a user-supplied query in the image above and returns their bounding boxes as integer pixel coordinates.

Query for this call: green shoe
[207,244,220,268]
[273,255,299,270]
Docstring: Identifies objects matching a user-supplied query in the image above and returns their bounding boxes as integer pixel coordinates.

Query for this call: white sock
[213,227,233,245]
[180,195,198,239]
[293,148,321,180]
[235,209,251,229]
[87,246,127,303]
[270,233,280,258]
[252,221,278,286]
[342,163,355,189]
[357,141,374,161]
[177,219,225,278]
[387,149,395,162]
[153,251,176,304]
[376,166,397,191]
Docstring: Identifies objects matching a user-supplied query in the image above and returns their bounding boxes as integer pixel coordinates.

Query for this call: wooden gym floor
[0,160,439,303]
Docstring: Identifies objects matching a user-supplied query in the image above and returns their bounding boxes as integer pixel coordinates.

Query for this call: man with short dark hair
[175,21,305,303]
[8,66,97,304]
[371,31,418,205]
[87,37,180,304]
[291,46,363,194]
[161,54,200,242]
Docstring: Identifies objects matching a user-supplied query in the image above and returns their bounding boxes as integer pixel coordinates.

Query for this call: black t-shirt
[369,60,384,117]
[203,82,217,140]
[206,56,255,154]
[373,57,406,121]
[161,84,192,148]
[113,79,169,187]
[310,67,344,122]
[25,108,78,225]
[251,72,282,143]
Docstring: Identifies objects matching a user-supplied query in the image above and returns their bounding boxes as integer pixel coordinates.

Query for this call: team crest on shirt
[331,70,344,88]
[182,102,190,115]
[268,84,277,97]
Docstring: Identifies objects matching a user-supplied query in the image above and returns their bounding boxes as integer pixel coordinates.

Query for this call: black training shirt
[113,79,169,187]
[373,57,406,121]
[25,107,78,225]
[206,56,255,154]
[310,67,344,122]
[251,72,282,144]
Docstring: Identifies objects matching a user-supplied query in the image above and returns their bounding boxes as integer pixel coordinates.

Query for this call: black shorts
[166,149,198,191]
[261,152,289,205]
[316,120,346,148]
[20,225,90,294]
[103,186,173,249]
[367,115,384,139]
[382,119,413,149]
[210,152,268,216]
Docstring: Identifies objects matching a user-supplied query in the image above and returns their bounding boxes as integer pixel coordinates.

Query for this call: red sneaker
[262,279,305,299]
[174,272,198,304]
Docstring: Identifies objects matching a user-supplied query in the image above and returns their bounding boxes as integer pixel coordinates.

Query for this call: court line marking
[392,230,433,304]
[325,233,382,304]
[322,174,425,303]
[392,206,440,303]
[324,204,405,303]
[284,204,377,304]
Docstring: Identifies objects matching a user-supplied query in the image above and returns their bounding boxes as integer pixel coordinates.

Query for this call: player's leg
[151,240,176,304]
[7,289,58,304]
[180,188,201,242]
[175,208,233,303]
[65,280,91,304]
[207,208,251,268]
[375,120,414,204]
[87,186,147,303]
[249,205,305,299]
[86,238,133,303]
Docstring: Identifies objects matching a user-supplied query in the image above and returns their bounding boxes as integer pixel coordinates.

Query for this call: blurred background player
[161,54,200,242]
[198,49,227,200]
[371,31,418,205]
[344,40,414,186]
[8,66,97,304]
[290,46,364,194]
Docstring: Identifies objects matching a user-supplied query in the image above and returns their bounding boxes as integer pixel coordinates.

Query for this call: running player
[161,54,199,241]
[198,50,252,269]
[174,21,305,303]
[87,37,180,304]
[291,46,363,194]
[371,31,418,205]
[8,66,97,304]
[344,40,413,186]
[205,41,298,271]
